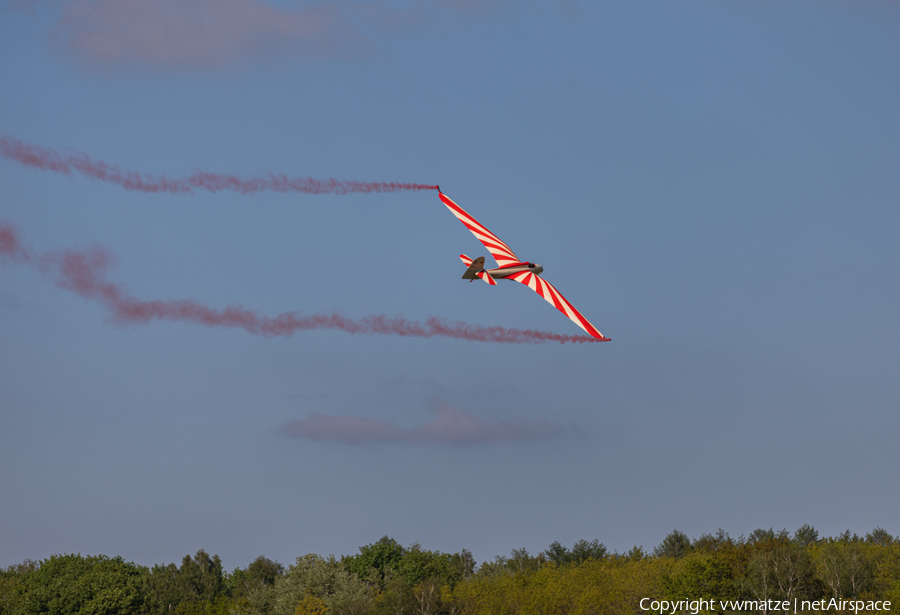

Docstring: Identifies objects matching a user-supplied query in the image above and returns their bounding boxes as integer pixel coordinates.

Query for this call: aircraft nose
[535,264,544,274]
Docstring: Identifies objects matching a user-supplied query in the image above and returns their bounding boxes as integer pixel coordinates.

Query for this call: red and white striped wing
[439,192,520,268]
[506,271,608,340]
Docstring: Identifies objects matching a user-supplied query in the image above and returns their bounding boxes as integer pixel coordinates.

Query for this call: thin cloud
[37,0,576,70]
[280,400,577,445]
[52,0,368,70]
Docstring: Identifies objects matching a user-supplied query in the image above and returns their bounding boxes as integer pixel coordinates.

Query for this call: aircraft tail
[461,254,489,281]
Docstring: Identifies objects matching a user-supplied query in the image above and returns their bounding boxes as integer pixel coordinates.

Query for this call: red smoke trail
[0,135,438,195]
[0,221,603,345]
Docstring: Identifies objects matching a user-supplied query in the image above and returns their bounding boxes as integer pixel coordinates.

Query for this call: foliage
[3,527,900,615]
[270,554,371,615]
[866,528,896,548]
[794,524,820,547]
[294,593,328,615]
[231,556,284,600]
[451,556,669,615]
[342,537,406,590]
[449,550,476,581]
[743,539,815,603]
[366,543,470,615]
[811,540,875,599]
[394,544,463,588]
[0,561,37,615]
[543,540,607,566]
[654,531,692,560]
[663,551,738,605]
[145,550,227,613]
[6,554,147,615]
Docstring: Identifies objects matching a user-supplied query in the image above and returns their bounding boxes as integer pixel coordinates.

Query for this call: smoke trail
[0,135,438,195]
[281,400,577,445]
[0,221,604,345]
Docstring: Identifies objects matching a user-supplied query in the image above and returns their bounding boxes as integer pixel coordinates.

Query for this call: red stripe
[539,278,597,336]
[564,299,602,337]
[444,199,489,233]
[460,222,514,254]
[441,193,517,259]
[464,235,511,255]
[545,283,567,314]
[510,274,605,339]
[541,279,570,317]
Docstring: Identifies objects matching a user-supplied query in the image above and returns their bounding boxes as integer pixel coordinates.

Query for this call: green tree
[271,554,371,615]
[448,550,476,581]
[172,596,245,615]
[663,551,738,606]
[10,554,147,615]
[179,550,226,602]
[395,544,464,587]
[231,556,284,600]
[838,530,862,543]
[813,540,875,599]
[145,550,228,613]
[870,542,900,604]
[504,549,541,575]
[654,530,692,560]
[747,528,787,545]
[619,546,647,562]
[0,560,37,615]
[294,593,327,615]
[866,528,895,547]
[451,556,670,615]
[342,537,406,590]
[543,540,607,566]
[692,530,735,554]
[373,575,414,615]
[571,539,607,563]
[794,525,819,547]
[743,540,815,607]
[372,545,467,615]
[543,542,571,566]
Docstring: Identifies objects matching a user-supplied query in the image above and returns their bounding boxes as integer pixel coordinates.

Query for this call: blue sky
[1,0,898,570]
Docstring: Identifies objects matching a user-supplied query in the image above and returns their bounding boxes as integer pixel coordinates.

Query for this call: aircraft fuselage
[487,262,544,279]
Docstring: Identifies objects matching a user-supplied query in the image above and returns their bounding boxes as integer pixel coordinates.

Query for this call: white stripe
[549,286,588,331]
[547,284,578,321]
[445,205,519,261]
[469,230,516,256]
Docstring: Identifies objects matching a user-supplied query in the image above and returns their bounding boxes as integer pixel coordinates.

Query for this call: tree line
[1,526,898,615]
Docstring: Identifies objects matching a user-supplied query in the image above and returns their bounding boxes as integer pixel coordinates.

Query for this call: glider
[438,189,610,341]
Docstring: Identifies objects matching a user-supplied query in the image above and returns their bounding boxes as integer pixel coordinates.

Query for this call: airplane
[438,188,610,341]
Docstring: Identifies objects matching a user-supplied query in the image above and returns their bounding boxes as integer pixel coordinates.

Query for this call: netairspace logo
[639,599,893,615]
